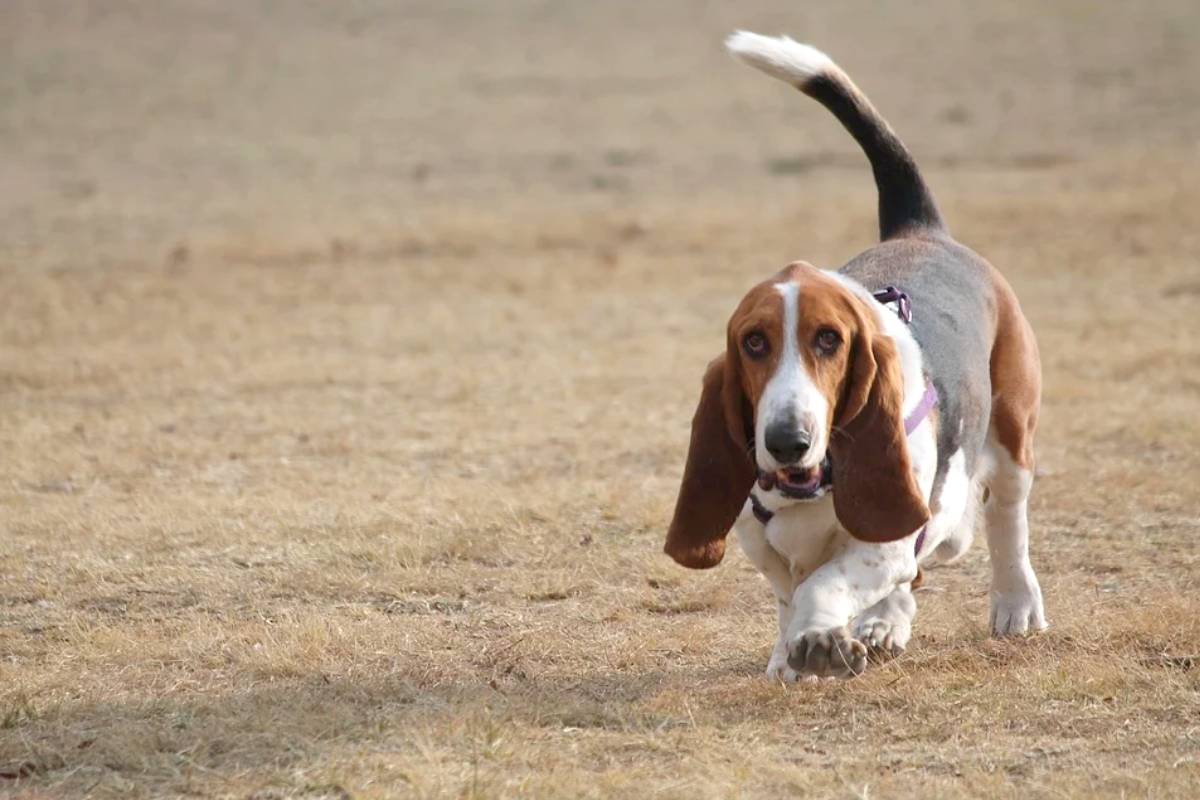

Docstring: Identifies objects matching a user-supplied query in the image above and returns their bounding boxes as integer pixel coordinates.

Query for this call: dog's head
[663,262,929,569]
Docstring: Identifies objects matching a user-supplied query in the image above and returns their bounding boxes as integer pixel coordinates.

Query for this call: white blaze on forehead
[755,281,830,472]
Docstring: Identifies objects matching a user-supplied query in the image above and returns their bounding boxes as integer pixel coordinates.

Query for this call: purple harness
[749,286,937,555]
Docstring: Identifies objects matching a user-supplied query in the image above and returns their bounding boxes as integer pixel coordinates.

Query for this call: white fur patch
[725,31,834,88]
[981,435,1048,635]
[756,282,829,472]
[786,536,918,637]
[852,584,917,654]
[917,448,970,561]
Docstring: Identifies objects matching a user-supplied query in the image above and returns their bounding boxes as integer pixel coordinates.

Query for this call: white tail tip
[725,30,834,87]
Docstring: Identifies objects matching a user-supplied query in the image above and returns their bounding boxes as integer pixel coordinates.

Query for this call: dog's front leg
[784,536,917,678]
[734,515,800,682]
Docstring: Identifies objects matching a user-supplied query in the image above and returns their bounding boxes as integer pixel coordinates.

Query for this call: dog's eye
[742,331,769,358]
[814,328,842,354]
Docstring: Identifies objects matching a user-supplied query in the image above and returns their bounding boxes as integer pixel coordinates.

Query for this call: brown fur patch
[723,278,787,415]
[988,268,1041,468]
[911,566,926,590]
[663,358,756,568]
[829,312,931,542]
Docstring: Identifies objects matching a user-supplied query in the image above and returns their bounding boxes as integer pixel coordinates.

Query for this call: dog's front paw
[787,626,868,679]
[766,642,818,684]
[765,651,802,683]
[853,617,910,662]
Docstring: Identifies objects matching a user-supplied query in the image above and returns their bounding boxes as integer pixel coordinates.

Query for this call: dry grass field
[3,2,1200,798]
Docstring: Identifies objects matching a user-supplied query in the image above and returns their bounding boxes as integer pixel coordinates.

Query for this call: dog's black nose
[764,423,810,465]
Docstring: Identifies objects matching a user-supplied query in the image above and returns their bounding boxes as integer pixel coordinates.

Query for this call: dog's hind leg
[983,279,1047,636]
[931,476,982,564]
[982,436,1047,635]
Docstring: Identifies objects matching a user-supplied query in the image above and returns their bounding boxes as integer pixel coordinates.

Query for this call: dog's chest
[764,497,843,577]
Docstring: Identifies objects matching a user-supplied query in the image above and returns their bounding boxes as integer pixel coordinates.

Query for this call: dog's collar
[750,285,938,557]
[749,491,778,525]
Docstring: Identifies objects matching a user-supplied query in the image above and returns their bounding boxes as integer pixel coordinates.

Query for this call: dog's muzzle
[756,456,833,500]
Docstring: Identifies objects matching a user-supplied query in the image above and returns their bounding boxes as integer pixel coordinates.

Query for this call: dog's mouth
[757,458,833,500]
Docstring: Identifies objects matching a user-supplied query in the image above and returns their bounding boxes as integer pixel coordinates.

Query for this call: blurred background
[5,1,1198,269]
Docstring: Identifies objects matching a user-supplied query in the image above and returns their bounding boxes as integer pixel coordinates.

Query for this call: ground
[2,2,1199,798]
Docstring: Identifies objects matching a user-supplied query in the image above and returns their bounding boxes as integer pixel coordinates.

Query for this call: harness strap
[870,285,912,323]
[904,380,940,436]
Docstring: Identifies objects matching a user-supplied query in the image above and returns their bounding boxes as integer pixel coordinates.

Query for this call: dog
[662,32,1048,681]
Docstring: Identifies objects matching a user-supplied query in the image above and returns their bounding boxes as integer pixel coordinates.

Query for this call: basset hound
[663,32,1048,681]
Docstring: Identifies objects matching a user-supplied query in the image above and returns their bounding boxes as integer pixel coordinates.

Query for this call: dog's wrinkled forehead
[728,281,783,338]
[728,262,856,340]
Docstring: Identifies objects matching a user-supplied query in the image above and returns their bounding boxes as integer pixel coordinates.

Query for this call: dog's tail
[726,31,945,241]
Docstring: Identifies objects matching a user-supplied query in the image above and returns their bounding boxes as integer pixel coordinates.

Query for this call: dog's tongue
[777,466,822,492]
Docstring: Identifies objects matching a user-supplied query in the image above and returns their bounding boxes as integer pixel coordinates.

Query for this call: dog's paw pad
[786,626,868,678]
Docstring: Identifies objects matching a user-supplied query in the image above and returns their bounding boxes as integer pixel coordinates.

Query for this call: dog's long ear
[663,355,756,569]
[830,322,930,542]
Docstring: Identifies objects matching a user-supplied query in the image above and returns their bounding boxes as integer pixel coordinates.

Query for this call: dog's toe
[787,626,868,678]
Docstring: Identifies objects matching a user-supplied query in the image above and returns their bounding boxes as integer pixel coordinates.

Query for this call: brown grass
[3,2,1200,798]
